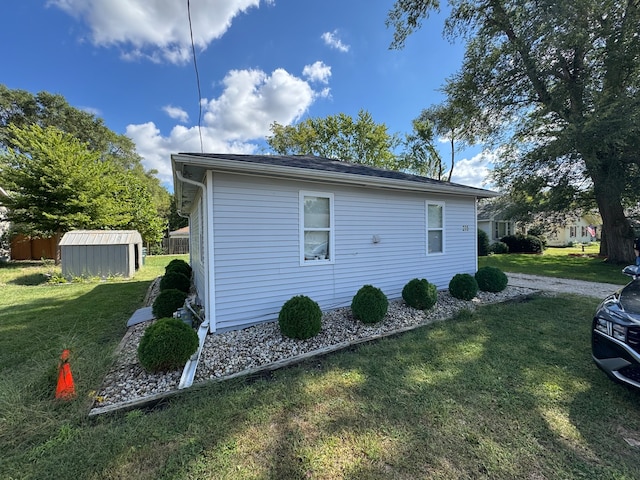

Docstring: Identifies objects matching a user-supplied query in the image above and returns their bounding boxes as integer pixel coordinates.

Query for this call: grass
[2,256,640,479]
[480,242,631,285]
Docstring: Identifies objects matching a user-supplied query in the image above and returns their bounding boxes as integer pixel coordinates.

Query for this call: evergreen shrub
[278,295,322,340]
[500,234,543,253]
[166,259,192,278]
[152,288,188,319]
[478,229,490,256]
[449,273,479,300]
[475,266,508,292]
[137,317,199,372]
[351,285,389,324]
[402,278,437,310]
[490,241,509,254]
[159,271,191,293]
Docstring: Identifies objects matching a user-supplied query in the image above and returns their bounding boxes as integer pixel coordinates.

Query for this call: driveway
[507,272,622,299]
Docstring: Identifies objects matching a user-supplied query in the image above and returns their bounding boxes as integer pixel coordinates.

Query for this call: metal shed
[60,230,143,279]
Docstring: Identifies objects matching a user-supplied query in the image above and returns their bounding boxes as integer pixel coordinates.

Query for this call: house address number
[462,225,470,231]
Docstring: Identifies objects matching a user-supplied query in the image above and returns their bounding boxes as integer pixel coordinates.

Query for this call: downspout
[175,170,210,390]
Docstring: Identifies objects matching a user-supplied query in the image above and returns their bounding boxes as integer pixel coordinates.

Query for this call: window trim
[300,191,335,266]
[426,201,445,255]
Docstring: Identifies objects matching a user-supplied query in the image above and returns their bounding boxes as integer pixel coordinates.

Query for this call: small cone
[55,349,76,400]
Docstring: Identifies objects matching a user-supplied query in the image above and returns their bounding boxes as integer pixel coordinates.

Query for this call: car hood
[619,279,640,314]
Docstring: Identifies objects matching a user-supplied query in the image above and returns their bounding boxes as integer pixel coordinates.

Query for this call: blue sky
[2,0,493,190]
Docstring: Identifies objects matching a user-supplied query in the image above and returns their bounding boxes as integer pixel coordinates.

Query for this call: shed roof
[59,230,142,246]
[172,153,500,214]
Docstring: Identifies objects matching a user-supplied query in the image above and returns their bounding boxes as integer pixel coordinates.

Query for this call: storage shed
[60,230,143,279]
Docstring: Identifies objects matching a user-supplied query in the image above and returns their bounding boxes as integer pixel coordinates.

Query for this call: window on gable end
[300,191,334,265]
[426,201,445,254]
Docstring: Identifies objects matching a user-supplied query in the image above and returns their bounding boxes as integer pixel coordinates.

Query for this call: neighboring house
[544,215,600,247]
[172,153,499,335]
[477,201,517,243]
[164,226,190,254]
[0,187,9,260]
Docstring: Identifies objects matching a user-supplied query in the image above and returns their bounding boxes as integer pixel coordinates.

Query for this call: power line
[187,0,204,153]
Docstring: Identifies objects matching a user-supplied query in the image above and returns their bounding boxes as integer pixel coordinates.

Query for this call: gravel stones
[91,285,534,413]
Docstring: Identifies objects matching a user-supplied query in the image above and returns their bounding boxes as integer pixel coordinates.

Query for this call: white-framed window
[426,201,445,254]
[494,221,512,239]
[300,191,334,265]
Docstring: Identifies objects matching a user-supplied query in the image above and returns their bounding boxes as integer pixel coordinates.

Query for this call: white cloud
[449,151,496,189]
[321,30,350,52]
[162,105,189,123]
[48,0,263,64]
[302,61,332,84]
[127,67,321,186]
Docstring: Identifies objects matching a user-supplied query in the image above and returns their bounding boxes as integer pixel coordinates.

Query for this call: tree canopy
[267,110,399,169]
[388,0,640,262]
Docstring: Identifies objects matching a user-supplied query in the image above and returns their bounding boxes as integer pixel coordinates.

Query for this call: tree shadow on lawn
[9,294,640,479]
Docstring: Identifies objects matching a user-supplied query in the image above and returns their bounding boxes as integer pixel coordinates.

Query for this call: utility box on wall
[60,230,143,279]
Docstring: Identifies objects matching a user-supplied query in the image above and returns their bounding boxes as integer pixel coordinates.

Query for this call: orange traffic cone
[55,349,76,400]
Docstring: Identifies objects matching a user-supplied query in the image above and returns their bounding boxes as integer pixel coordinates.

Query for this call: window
[494,221,512,239]
[426,202,444,254]
[300,192,334,264]
[570,226,577,238]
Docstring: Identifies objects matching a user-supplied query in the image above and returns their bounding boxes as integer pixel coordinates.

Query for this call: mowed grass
[480,242,630,285]
[1,257,640,479]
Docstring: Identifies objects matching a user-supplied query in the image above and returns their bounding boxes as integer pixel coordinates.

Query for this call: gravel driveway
[506,272,622,299]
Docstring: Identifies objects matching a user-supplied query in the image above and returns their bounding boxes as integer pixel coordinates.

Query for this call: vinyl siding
[208,173,479,332]
[190,190,206,305]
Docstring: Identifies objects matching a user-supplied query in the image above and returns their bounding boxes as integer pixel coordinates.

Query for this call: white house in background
[0,187,10,260]
[544,215,600,246]
[172,154,499,335]
[477,201,516,243]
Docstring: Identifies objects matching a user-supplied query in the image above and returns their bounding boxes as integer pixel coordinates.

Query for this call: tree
[267,110,399,169]
[388,0,640,263]
[399,116,444,178]
[0,124,164,244]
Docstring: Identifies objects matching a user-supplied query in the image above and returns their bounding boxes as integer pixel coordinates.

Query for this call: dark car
[592,265,640,389]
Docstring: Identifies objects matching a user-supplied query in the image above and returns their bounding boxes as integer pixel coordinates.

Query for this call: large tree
[267,110,399,169]
[388,0,640,262]
[0,124,164,244]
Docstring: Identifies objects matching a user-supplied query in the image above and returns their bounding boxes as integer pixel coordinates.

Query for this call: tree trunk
[594,188,635,264]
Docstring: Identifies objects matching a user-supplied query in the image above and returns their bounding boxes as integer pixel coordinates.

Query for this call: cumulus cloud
[302,61,332,84]
[162,105,189,123]
[449,151,496,189]
[321,30,350,52]
[127,67,320,185]
[48,0,263,63]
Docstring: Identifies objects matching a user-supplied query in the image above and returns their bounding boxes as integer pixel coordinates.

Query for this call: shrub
[475,266,508,292]
[449,273,479,300]
[477,229,490,257]
[137,317,199,372]
[152,288,188,319]
[351,285,389,324]
[500,234,543,253]
[159,271,191,293]
[278,295,322,340]
[490,241,509,254]
[402,278,437,310]
[166,259,192,278]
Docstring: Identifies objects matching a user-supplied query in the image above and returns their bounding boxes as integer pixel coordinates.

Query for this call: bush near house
[475,266,508,292]
[159,270,191,293]
[137,317,199,373]
[500,234,544,254]
[166,258,192,278]
[152,288,188,319]
[351,285,389,324]
[402,278,437,310]
[478,229,490,256]
[278,295,322,340]
[490,241,509,254]
[449,273,479,300]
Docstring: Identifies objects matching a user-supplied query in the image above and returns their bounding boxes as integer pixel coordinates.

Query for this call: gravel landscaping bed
[91,285,536,413]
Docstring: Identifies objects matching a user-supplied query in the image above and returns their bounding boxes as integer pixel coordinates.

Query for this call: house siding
[190,189,206,306]
[208,173,478,332]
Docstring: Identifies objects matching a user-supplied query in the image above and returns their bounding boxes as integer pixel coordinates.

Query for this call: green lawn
[1,256,640,479]
[480,243,631,285]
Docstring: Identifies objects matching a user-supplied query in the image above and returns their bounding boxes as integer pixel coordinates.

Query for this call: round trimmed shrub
[137,317,199,372]
[500,234,543,253]
[278,295,322,339]
[166,259,192,278]
[449,273,479,300]
[152,288,188,318]
[490,241,509,254]
[478,229,490,257]
[402,278,437,310]
[475,266,508,292]
[159,270,191,293]
[351,285,389,324]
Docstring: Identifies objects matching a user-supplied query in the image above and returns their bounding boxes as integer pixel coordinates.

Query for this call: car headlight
[595,318,609,334]
[612,324,627,342]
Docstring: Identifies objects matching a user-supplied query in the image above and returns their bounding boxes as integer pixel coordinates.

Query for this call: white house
[172,154,499,335]
[477,200,516,243]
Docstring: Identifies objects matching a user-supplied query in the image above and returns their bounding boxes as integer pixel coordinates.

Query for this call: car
[592,265,640,389]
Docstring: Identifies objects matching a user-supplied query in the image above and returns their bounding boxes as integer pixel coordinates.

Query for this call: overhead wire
[187,0,204,153]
